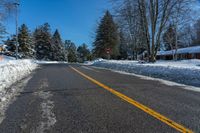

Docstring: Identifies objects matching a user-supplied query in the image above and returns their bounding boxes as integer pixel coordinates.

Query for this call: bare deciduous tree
[0,0,17,20]
[169,0,193,60]
[111,0,196,62]
[112,0,146,60]
[0,0,18,40]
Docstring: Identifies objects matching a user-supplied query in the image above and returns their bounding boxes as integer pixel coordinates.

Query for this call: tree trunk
[174,24,178,60]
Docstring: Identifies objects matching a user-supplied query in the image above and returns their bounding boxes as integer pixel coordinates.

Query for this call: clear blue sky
[6,0,112,47]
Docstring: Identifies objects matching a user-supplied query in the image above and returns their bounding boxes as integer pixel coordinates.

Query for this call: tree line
[0,0,92,62]
[1,0,200,62]
[93,0,200,62]
[2,23,91,62]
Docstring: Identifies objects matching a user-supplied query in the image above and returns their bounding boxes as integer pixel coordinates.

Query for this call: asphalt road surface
[0,64,200,133]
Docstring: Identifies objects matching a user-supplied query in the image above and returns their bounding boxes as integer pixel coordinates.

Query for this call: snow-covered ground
[0,55,38,122]
[86,59,200,87]
[0,55,38,102]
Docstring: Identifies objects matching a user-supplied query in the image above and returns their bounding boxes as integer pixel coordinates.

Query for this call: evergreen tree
[18,24,34,58]
[65,40,77,62]
[93,10,120,59]
[51,29,66,61]
[77,43,90,62]
[33,23,52,60]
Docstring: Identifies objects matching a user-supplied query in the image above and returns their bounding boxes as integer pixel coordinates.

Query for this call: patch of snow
[84,58,104,66]
[34,79,56,133]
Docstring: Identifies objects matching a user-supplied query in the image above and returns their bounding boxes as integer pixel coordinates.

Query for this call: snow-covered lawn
[0,55,38,102]
[87,59,200,87]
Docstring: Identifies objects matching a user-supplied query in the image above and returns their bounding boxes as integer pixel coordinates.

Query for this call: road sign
[106,48,111,54]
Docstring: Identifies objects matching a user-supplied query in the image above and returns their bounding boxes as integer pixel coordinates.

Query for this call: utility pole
[14,2,20,59]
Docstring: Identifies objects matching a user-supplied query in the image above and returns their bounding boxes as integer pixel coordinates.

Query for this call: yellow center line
[70,66,193,133]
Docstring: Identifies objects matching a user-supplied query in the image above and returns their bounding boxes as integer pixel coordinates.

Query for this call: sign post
[106,48,111,60]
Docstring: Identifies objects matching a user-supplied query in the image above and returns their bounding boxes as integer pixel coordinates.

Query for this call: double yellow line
[70,66,193,133]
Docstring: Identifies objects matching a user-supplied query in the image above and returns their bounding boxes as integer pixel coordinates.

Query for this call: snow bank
[0,56,38,123]
[84,58,104,65]
[89,59,200,87]
[35,60,68,64]
[0,59,38,101]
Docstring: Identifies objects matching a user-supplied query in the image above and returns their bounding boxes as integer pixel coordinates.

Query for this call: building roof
[157,46,200,56]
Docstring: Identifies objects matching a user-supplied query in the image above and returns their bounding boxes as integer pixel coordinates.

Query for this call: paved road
[0,64,200,133]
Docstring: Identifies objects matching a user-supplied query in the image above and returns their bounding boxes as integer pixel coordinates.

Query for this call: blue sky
[6,0,111,47]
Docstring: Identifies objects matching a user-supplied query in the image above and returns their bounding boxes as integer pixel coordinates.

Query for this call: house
[157,46,200,60]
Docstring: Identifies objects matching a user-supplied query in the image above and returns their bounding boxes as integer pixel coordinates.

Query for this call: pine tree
[33,23,52,60]
[77,43,90,62]
[93,10,120,59]
[65,40,77,62]
[18,24,34,58]
[51,29,66,61]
